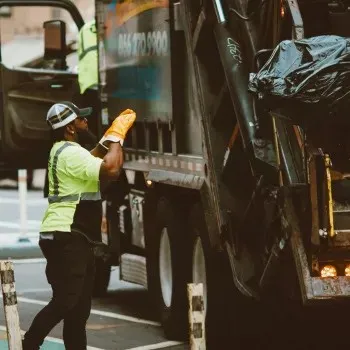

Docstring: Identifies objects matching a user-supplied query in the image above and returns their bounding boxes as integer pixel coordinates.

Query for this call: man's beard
[76,129,97,150]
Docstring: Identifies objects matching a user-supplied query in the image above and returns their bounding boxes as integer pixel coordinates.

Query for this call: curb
[0,238,42,259]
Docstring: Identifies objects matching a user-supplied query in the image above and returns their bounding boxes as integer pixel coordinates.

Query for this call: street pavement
[0,182,189,349]
[0,261,187,349]
[0,185,45,259]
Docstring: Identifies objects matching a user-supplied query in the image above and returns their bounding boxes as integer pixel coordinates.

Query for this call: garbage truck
[1,0,350,347]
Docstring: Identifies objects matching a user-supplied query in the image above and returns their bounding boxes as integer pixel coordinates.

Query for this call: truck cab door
[0,0,85,169]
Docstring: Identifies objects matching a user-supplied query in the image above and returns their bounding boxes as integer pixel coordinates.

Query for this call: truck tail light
[320,265,337,278]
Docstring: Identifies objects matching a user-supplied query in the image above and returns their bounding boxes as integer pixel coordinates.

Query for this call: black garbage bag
[248,35,350,124]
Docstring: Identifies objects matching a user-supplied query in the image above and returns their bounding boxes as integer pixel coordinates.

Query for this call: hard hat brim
[79,107,93,118]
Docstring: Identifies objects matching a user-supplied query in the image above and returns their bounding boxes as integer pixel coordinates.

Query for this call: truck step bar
[120,254,148,289]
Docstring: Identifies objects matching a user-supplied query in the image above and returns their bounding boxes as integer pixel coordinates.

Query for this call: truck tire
[93,257,111,297]
[147,197,189,340]
[189,203,248,348]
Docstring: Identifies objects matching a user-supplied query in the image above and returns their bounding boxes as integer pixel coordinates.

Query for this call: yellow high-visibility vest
[40,141,102,236]
[78,19,98,94]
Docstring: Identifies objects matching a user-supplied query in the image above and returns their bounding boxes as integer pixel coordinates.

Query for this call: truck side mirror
[0,6,11,17]
[43,20,67,70]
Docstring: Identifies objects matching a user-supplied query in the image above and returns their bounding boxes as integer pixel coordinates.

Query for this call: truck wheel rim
[192,236,207,316]
[159,228,173,308]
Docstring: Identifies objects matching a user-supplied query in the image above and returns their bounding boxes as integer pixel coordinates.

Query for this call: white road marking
[0,233,39,238]
[45,336,104,350]
[2,296,162,326]
[0,220,41,229]
[0,325,104,349]
[12,258,46,264]
[17,288,52,293]
[0,234,39,245]
[125,341,184,350]
[0,198,46,205]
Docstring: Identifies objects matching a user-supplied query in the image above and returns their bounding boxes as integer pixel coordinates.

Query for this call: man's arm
[99,142,124,180]
[62,142,123,185]
[90,144,107,159]
[91,108,136,181]
[91,109,136,160]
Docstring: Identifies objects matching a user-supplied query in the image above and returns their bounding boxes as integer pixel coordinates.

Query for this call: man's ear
[66,123,75,135]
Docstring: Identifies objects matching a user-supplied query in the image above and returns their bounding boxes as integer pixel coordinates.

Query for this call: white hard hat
[46,101,92,130]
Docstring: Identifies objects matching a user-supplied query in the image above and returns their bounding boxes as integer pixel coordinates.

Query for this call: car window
[0,6,79,72]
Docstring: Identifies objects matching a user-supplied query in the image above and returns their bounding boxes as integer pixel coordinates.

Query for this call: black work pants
[22,232,95,350]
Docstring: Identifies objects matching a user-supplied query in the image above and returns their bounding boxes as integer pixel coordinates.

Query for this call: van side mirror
[43,20,67,70]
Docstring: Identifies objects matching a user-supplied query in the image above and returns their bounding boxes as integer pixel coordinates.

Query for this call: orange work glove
[99,109,136,148]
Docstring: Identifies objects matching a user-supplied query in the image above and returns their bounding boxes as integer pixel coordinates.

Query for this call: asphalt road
[0,183,188,350]
[2,261,187,350]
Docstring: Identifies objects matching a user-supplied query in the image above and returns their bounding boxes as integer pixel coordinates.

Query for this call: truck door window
[0,6,79,71]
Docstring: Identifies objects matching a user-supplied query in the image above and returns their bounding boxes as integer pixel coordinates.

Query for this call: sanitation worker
[77,19,98,94]
[22,101,136,350]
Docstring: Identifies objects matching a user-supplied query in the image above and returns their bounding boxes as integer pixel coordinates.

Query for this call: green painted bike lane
[0,330,64,349]
[0,341,64,349]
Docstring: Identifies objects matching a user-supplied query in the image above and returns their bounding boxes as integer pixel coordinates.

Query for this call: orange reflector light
[320,265,337,278]
[345,265,350,277]
[281,6,285,17]
[280,0,285,18]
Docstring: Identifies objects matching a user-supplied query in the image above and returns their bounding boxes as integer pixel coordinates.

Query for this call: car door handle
[50,84,64,89]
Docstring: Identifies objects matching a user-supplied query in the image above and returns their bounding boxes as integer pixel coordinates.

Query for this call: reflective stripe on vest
[48,194,79,204]
[79,25,98,61]
[81,192,101,201]
[52,142,72,196]
[48,192,101,203]
[48,142,101,203]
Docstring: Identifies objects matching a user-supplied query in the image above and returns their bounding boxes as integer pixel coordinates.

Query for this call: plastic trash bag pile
[248,35,350,124]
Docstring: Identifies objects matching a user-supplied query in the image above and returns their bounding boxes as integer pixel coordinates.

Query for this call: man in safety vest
[22,102,136,350]
[78,19,98,94]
